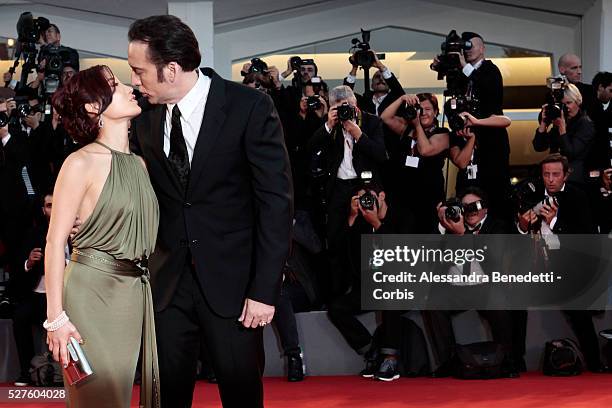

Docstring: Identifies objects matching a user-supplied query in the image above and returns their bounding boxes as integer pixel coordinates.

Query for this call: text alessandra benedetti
[372,271,558,283]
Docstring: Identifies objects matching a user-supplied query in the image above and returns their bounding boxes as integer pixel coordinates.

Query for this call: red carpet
[4,373,612,407]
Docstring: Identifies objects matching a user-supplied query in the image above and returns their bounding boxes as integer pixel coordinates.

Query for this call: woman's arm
[45,152,88,365]
[449,131,476,169]
[415,125,450,157]
[380,95,409,136]
[463,113,511,128]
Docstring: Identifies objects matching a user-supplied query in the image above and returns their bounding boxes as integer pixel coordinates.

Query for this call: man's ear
[84,102,100,116]
[166,62,180,83]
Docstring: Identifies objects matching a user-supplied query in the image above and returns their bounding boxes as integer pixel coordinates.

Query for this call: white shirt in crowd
[325,122,358,180]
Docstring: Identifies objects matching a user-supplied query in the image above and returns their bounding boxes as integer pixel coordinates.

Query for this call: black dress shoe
[587,363,609,373]
[287,353,305,382]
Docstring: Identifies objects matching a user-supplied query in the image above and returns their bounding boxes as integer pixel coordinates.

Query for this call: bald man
[558,53,595,116]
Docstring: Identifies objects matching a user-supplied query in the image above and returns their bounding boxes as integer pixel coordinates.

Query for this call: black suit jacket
[552,183,595,234]
[308,111,387,196]
[130,68,293,317]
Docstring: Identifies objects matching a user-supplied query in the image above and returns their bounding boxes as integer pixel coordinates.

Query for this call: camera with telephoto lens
[336,103,356,122]
[444,95,479,131]
[542,76,568,124]
[358,171,377,211]
[511,179,561,216]
[444,197,463,223]
[39,45,80,95]
[17,12,49,49]
[397,102,422,121]
[431,30,472,81]
[350,29,376,70]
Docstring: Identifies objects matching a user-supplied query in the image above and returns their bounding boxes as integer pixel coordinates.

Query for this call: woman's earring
[99,117,104,128]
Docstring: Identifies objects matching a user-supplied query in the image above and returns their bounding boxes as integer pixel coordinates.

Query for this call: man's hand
[23,112,42,130]
[241,62,252,76]
[326,107,339,130]
[238,298,275,329]
[538,104,550,132]
[437,202,465,235]
[518,210,538,233]
[314,95,328,118]
[69,216,82,243]
[449,51,467,68]
[348,195,360,226]
[267,65,282,89]
[540,201,558,226]
[456,126,476,139]
[372,51,386,71]
[282,58,294,79]
[343,118,362,141]
[554,108,566,134]
[26,248,43,270]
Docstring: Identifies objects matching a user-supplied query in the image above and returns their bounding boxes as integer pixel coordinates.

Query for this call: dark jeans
[272,279,312,355]
[12,292,46,378]
[327,289,372,355]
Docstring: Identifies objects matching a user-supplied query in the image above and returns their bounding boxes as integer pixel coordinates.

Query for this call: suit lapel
[187,68,227,195]
[150,104,184,197]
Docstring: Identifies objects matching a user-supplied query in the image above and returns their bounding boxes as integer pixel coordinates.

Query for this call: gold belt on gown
[70,248,160,408]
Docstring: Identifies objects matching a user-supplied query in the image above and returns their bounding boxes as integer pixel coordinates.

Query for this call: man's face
[128,41,173,104]
[461,193,487,228]
[62,67,76,84]
[42,194,53,220]
[371,72,389,93]
[596,84,612,104]
[560,56,582,84]
[299,64,316,83]
[464,37,485,64]
[45,27,60,46]
[542,162,568,194]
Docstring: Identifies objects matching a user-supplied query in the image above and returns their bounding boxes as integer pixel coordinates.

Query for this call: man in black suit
[517,154,604,372]
[558,53,596,117]
[127,15,292,408]
[343,52,405,117]
[308,85,386,298]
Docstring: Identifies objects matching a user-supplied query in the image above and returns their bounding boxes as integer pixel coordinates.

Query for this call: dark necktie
[168,105,190,191]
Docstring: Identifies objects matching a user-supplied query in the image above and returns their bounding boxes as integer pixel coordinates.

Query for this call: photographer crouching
[380,93,449,232]
[533,81,594,186]
[308,85,386,299]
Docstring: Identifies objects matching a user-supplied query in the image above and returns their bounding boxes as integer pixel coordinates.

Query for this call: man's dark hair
[49,24,60,34]
[128,15,201,82]
[592,71,612,90]
[540,153,570,174]
[459,186,488,207]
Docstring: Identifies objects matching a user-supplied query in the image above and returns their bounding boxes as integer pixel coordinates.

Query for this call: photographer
[327,187,393,377]
[11,191,66,386]
[344,51,405,117]
[558,54,596,117]
[380,93,449,232]
[515,154,605,372]
[431,32,512,219]
[427,186,518,377]
[533,83,594,186]
[308,85,386,298]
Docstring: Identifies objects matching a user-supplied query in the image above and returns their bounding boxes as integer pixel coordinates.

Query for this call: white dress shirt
[163,71,211,164]
[1,132,11,146]
[462,58,484,78]
[325,122,358,180]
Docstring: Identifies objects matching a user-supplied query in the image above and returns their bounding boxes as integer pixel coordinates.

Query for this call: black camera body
[397,102,421,121]
[358,170,377,211]
[444,95,479,132]
[350,29,375,70]
[17,12,49,46]
[336,103,356,122]
[444,197,463,223]
[542,76,568,124]
[431,30,472,81]
[307,96,322,111]
[290,56,316,74]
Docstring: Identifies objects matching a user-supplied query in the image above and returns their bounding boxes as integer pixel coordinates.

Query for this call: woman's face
[419,99,437,128]
[102,70,141,121]
[562,95,580,120]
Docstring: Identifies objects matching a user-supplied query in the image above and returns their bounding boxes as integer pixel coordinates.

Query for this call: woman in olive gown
[44,65,160,408]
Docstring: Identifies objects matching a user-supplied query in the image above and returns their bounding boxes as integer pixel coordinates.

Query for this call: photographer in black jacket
[433,32,512,219]
[533,83,594,186]
[308,85,386,298]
